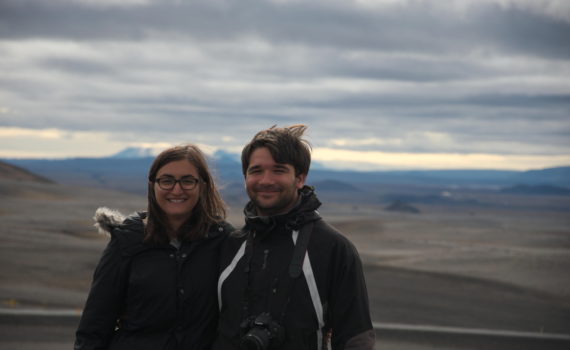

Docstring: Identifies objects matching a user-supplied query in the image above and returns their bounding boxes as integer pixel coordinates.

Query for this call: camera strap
[238,223,314,321]
[289,221,313,278]
[291,223,329,350]
[217,215,329,349]
[273,221,314,322]
[238,222,316,320]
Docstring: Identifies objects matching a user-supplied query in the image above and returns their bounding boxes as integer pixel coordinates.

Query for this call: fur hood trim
[94,207,126,235]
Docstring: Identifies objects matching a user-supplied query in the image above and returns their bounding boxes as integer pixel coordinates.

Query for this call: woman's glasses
[155,176,200,190]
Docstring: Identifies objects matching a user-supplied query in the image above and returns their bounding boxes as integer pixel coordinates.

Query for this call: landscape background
[1,0,569,349]
[1,149,569,349]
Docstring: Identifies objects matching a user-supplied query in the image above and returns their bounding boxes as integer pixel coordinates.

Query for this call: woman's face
[154,159,201,224]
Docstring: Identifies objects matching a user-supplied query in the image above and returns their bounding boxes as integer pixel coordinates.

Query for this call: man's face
[245,147,306,216]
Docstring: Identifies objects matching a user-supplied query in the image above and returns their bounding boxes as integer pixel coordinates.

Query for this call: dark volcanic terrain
[1,161,569,349]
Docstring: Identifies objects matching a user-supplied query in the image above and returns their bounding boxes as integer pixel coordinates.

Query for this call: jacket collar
[243,185,321,236]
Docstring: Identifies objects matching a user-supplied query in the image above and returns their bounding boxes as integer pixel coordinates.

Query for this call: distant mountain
[0,160,53,183]
[0,149,243,196]
[309,167,570,188]
[381,192,481,206]
[209,150,243,181]
[212,149,240,163]
[511,167,570,186]
[110,147,240,161]
[110,146,160,159]
[500,184,570,196]
[311,179,361,192]
[2,157,153,194]
[2,151,569,199]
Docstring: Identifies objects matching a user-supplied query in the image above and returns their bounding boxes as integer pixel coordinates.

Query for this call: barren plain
[1,177,570,349]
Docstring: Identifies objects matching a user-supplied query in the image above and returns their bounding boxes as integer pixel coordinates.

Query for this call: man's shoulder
[310,218,360,256]
[312,219,351,242]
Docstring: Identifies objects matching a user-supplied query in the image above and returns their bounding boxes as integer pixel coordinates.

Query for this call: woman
[75,144,233,350]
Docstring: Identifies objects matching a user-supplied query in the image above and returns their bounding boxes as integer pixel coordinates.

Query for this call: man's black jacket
[214,187,375,349]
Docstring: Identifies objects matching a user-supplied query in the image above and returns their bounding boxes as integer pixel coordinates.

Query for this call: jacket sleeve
[328,239,375,350]
[74,234,128,350]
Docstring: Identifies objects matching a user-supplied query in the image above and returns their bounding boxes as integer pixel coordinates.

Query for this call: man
[215,125,375,350]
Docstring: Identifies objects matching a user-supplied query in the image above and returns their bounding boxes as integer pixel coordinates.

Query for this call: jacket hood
[243,185,321,235]
[93,207,145,235]
[94,207,127,235]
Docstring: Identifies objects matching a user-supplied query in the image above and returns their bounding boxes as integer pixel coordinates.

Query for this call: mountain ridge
[2,147,569,197]
[0,159,54,183]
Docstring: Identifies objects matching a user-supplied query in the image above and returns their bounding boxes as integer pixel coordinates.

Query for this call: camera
[239,312,285,350]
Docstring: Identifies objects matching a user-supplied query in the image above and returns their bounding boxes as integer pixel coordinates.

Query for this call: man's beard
[248,184,298,216]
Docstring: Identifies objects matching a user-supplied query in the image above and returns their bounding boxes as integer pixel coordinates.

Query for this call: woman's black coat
[75,208,233,350]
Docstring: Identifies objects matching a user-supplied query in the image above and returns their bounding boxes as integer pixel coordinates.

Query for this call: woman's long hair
[145,144,226,244]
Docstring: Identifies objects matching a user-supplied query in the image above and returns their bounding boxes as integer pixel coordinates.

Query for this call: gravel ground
[1,178,570,349]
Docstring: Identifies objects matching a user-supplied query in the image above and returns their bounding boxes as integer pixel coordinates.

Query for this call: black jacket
[214,187,374,350]
[75,208,234,350]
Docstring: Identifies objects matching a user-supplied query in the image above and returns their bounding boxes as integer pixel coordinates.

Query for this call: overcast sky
[1,0,569,170]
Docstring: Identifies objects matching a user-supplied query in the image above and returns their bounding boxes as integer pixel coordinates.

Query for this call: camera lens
[240,328,270,350]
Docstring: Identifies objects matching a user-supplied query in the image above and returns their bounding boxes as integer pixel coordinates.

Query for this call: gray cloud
[2,0,569,58]
[39,57,117,76]
[0,0,569,162]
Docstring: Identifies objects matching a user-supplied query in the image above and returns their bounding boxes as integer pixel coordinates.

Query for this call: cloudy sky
[1,0,569,170]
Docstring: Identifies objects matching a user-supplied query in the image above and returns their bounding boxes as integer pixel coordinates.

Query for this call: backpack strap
[289,221,313,278]
[291,222,329,350]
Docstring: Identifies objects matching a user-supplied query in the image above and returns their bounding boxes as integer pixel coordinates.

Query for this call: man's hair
[241,124,312,176]
[146,144,226,244]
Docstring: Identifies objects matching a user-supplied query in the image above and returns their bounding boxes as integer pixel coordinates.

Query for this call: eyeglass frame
[152,175,202,191]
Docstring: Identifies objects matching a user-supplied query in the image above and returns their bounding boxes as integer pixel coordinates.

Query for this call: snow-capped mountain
[110,146,162,159]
